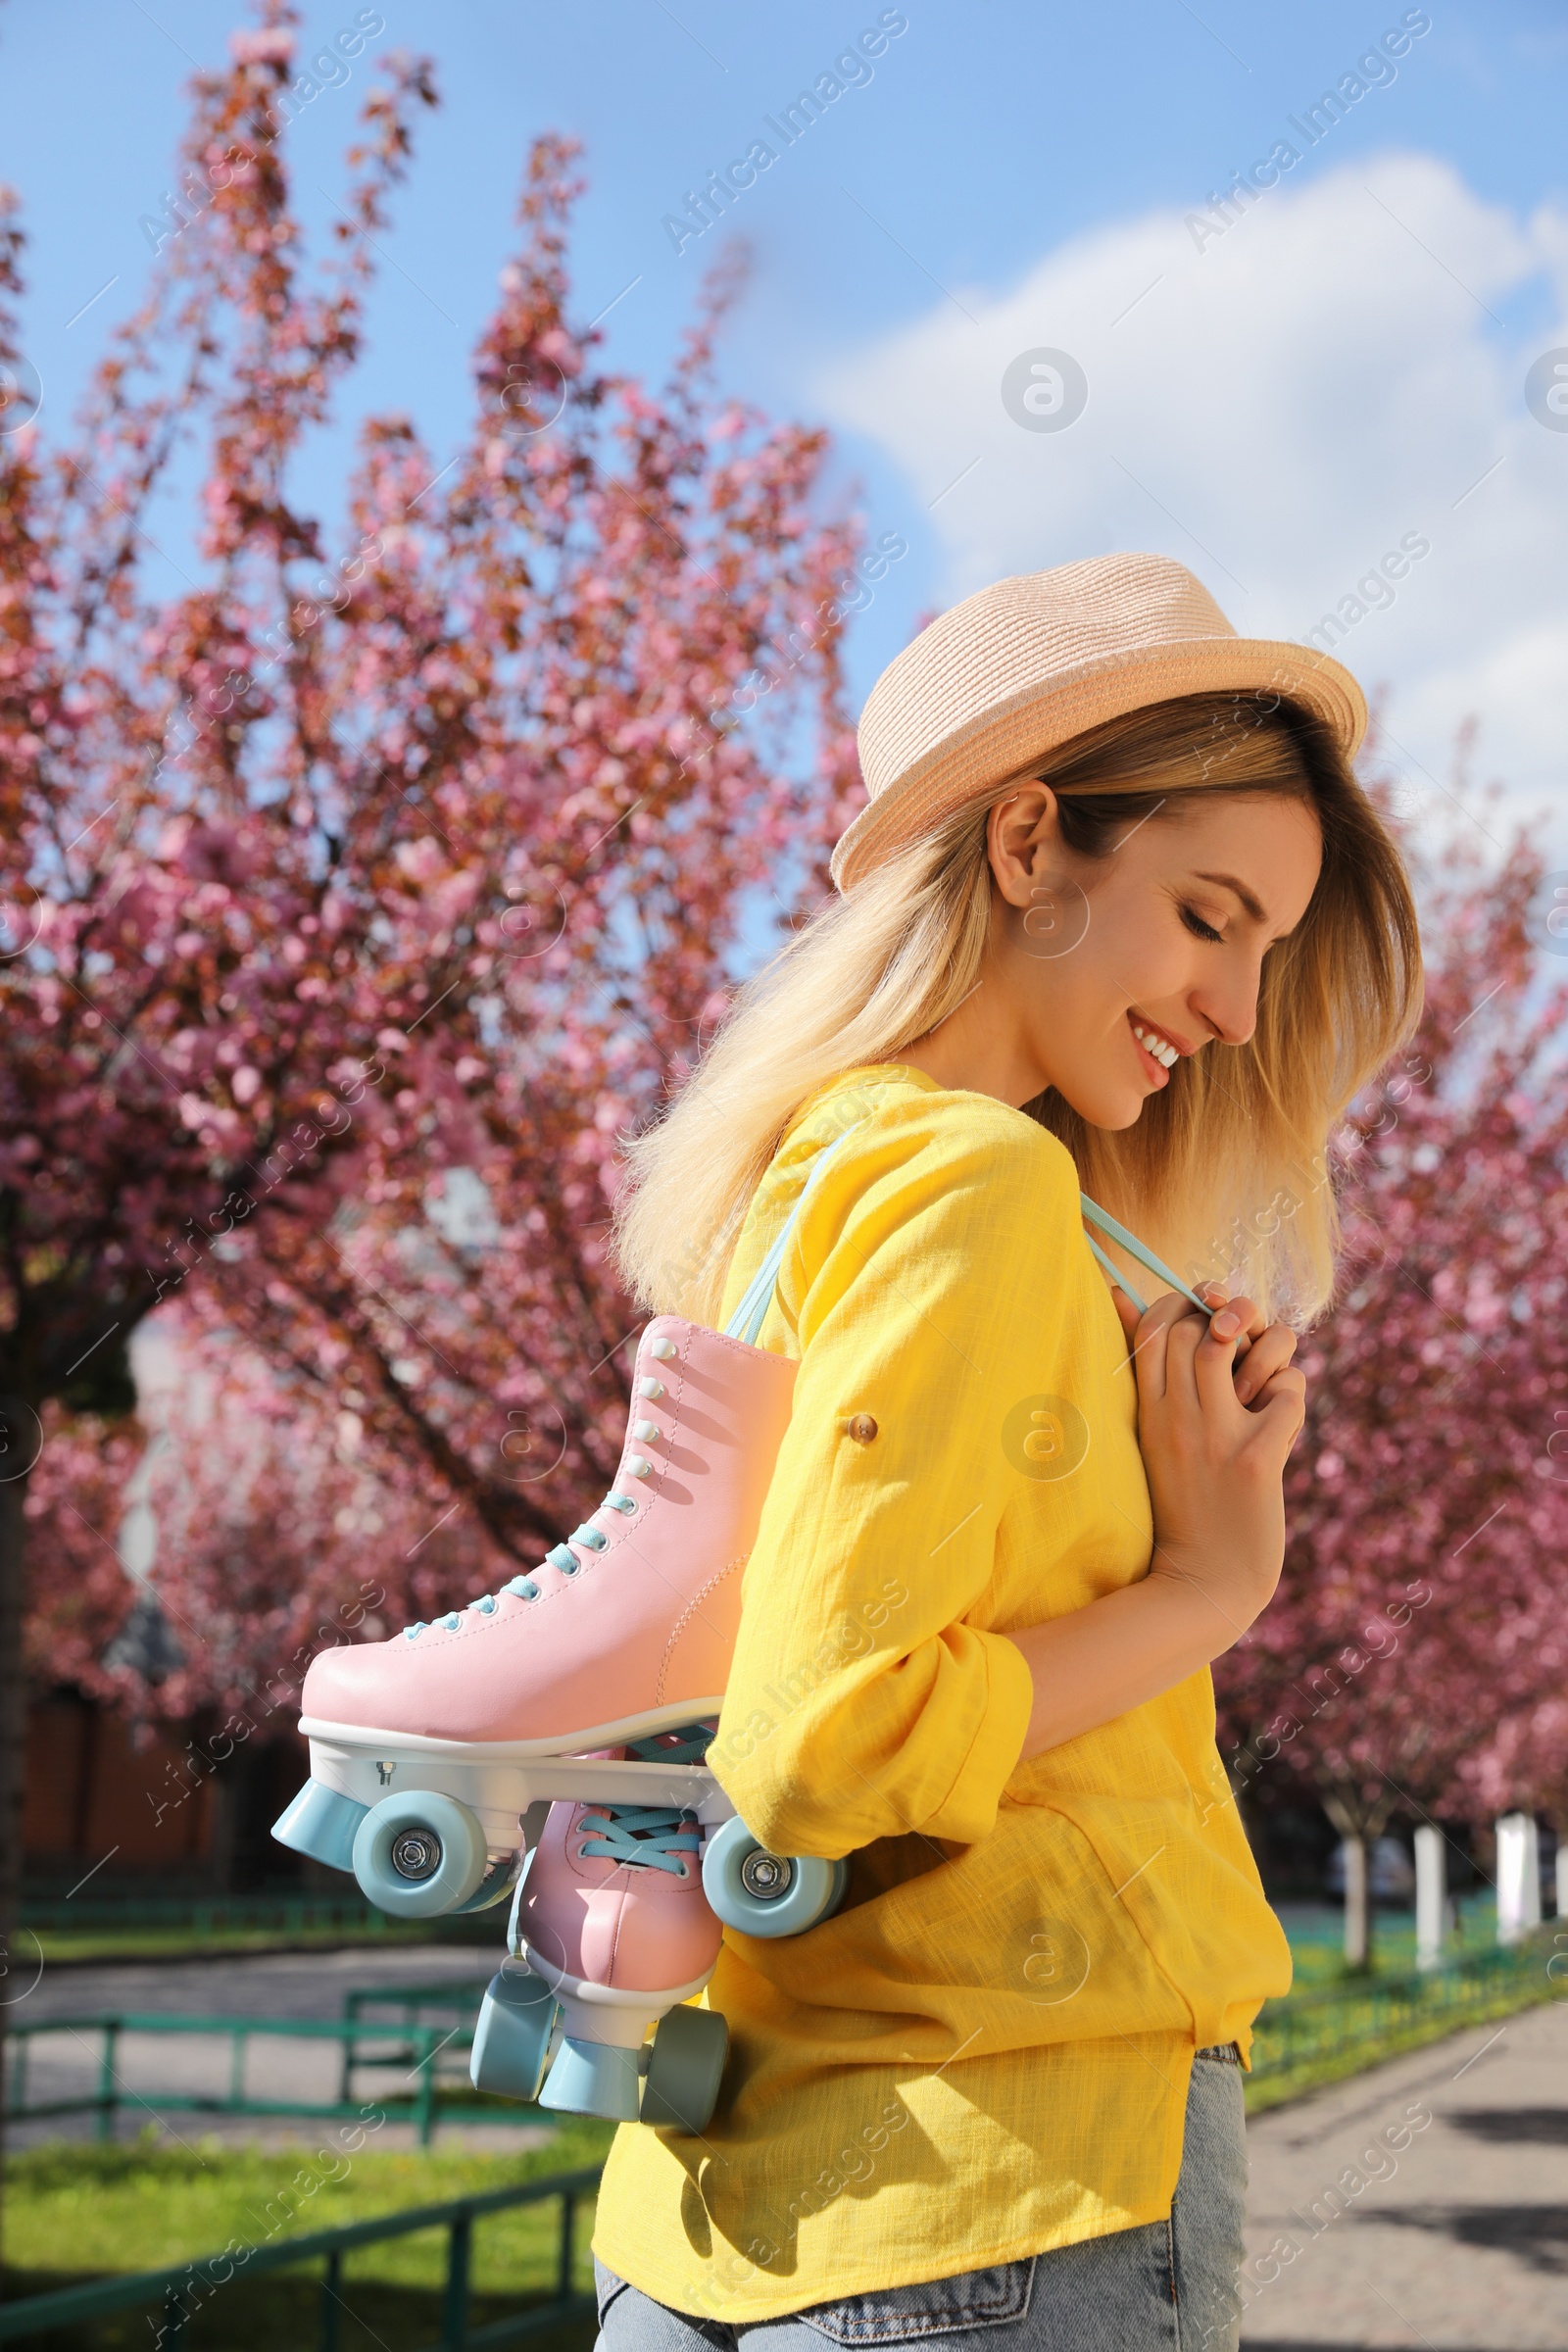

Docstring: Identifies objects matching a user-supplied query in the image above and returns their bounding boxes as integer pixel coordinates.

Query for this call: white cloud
[817,152,1568,852]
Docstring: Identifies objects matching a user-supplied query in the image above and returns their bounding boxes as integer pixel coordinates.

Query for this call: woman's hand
[1009,1286,1306,1757]
[1111,1283,1305,1644]
[1190,1280,1298,1407]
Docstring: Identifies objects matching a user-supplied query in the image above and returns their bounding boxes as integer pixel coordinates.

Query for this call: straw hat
[831,552,1366,894]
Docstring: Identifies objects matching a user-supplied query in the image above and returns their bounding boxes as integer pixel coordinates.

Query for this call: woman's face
[912,783,1323,1126]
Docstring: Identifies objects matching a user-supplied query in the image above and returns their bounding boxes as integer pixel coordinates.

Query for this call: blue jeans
[594,2045,1247,2349]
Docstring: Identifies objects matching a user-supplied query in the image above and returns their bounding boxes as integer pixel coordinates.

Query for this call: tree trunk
[1414,1823,1448,1969]
[0,1463,28,2239]
[1340,1833,1370,1970]
[1320,1789,1389,1976]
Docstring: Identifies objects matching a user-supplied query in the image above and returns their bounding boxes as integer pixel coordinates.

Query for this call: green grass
[1245,1916,1563,2114]
[1,2126,614,2351]
[1245,1971,1563,2112]
[1275,1894,1501,1988]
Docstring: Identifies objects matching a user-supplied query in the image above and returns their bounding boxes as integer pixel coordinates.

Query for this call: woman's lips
[1128,1011,1177,1085]
[1133,1030,1170,1091]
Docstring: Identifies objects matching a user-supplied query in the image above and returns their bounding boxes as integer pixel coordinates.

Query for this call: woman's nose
[1193,965,1262,1048]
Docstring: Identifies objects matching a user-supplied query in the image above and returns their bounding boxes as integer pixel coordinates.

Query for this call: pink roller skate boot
[271,1120,868,1943]
[470,1728,730,2129]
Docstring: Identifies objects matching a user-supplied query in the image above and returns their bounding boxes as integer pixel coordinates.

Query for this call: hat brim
[830,634,1367,895]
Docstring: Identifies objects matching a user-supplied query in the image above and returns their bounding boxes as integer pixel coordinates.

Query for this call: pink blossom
[6,105,859,1730]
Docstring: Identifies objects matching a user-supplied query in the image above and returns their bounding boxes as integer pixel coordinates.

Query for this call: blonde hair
[612,692,1422,1327]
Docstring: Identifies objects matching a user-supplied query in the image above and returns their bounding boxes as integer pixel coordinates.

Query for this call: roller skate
[270,1307,797,1916]
[469,1729,731,2130]
[270,1122,866,2119]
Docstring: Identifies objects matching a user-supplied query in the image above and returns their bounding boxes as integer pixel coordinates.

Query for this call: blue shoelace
[401,1491,642,1641]
[576,1725,714,1878]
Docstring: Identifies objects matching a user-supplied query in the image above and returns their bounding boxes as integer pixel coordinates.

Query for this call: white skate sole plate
[299,1704,734,1832]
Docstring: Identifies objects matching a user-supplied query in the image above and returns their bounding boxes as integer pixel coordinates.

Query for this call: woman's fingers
[1178,1301,1296,1424]
[1160,1314,1308,1467]
[1131,1291,1197,1402]
[1194,1289,1269,1364]
[1192,1310,1247,1416]
[1233,1322,1298,1407]
[1249,1367,1308,1459]
[1157,1303,1214,1418]
[1127,1292,1297,1432]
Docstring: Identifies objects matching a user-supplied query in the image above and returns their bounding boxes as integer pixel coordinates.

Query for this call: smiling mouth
[1128,1013,1180,1072]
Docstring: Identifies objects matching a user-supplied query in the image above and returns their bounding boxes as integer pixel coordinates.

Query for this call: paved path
[24,1938,495,2026]
[1240,1996,1568,2350]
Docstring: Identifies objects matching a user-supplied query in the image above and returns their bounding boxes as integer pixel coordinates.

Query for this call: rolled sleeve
[710,1102,1078,1857]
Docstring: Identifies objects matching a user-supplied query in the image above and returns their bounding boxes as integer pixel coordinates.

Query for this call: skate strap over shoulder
[1078,1195,1210,1320]
[723,1120,868,1347]
[720,1111,1213,1345]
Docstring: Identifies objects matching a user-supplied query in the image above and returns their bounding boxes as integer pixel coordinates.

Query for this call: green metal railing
[0,2162,601,2348]
[1250,1932,1562,2080]
[5,2012,496,2148]
[338,1980,495,2104]
[343,1978,495,2029]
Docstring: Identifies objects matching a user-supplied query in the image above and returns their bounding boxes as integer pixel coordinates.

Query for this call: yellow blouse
[593,1062,1292,2324]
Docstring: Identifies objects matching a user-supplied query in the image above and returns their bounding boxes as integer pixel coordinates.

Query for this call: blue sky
[5,0,1567,848]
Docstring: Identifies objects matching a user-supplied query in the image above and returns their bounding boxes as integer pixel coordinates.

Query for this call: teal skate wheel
[641,2004,729,2132]
[702,1817,848,1938]
[539,2035,644,2123]
[351,1790,489,1918]
[469,1968,560,2102]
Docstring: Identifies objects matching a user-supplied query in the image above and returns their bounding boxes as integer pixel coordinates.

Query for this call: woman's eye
[1180,905,1224,944]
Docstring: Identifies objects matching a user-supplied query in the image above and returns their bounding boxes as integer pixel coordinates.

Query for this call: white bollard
[1414,1825,1447,1970]
[1496,1812,1542,1945]
[1340,1837,1369,1969]
[1522,1816,1543,1934]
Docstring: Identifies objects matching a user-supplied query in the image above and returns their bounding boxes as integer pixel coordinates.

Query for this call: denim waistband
[1195,2040,1242,2063]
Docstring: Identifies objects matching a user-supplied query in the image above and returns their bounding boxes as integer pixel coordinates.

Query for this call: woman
[594,553,1420,2347]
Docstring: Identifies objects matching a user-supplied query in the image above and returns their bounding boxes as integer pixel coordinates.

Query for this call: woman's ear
[987,782,1062,910]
